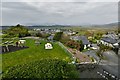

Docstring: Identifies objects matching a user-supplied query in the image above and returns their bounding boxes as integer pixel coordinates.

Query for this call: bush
[90,57,94,62]
[60,34,70,44]
[53,32,63,41]
[35,33,43,37]
[2,59,79,79]
[79,40,84,51]
[75,58,80,63]
[66,40,80,50]
[6,24,29,38]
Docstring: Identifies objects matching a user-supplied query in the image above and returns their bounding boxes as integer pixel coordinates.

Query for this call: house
[47,35,54,41]
[99,37,119,48]
[56,29,61,32]
[91,44,99,50]
[70,36,91,49]
[63,31,76,36]
[45,43,53,49]
[102,33,119,40]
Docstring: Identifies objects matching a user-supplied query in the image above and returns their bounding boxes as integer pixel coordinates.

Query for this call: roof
[102,33,118,40]
[79,36,90,45]
[48,35,54,40]
[101,37,117,44]
[70,36,90,45]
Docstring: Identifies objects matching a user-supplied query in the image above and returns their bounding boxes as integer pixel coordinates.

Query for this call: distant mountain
[27,24,83,29]
[1,22,119,29]
[0,25,76,30]
[91,22,119,28]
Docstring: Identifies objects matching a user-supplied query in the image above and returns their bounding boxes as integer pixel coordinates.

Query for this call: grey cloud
[2,0,119,2]
[1,2,118,25]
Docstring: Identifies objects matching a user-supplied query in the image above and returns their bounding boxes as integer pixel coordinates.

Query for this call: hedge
[2,59,80,79]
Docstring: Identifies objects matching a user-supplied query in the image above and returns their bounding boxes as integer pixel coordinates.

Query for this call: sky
[0,0,119,26]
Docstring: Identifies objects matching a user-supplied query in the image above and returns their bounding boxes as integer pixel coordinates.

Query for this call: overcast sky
[1,0,119,26]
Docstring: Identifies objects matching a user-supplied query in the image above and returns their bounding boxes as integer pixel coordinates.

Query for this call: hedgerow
[2,59,79,79]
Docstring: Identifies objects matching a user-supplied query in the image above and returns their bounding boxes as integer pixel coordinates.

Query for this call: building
[99,37,119,48]
[63,31,76,36]
[102,33,119,40]
[47,35,54,41]
[70,36,91,49]
[56,29,61,32]
[45,43,53,49]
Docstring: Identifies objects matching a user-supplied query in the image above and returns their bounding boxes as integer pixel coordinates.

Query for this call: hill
[90,22,119,29]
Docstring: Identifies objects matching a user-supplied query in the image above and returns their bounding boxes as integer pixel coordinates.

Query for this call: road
[81,49,120,79]
[101,50,119,78]
[83,50,100,61]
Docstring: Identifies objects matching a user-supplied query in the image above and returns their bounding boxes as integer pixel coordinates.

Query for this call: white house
[45,43,53,49]
[99,37,119,48]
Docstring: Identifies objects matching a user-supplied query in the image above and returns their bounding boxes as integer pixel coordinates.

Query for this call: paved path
[79,50,120,79]
[83,50,100,61]
[68,48,91,62]
[101,50,119,78]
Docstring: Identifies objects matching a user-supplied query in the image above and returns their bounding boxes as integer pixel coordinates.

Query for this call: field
[2,39,72,73]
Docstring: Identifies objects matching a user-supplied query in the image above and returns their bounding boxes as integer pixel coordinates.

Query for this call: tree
[85,31,94,37]
[79,40,84,51]
[118,27,120,33]
[53,32,63,41]
[7,24,29,37]
[66,40,80,50]
[60,33,70,44]
[36,33,43,37]
[96,44,112,59]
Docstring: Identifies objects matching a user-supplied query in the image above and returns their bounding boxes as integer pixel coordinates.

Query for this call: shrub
[66,40,80,50]
[2,59,79,79]
[90,57,94,62]
[5,24,29,38]
[53,32,63,41]
[75,58,80,63]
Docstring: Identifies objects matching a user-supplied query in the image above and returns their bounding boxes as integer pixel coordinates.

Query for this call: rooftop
[101,37,117,44]
[71,36,90,45]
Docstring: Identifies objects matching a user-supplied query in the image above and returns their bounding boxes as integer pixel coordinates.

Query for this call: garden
[1,38,79,78]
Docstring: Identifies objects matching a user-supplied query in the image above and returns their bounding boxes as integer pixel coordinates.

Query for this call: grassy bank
[2,39,72,73]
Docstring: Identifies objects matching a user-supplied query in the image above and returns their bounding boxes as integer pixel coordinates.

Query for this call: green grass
[2,39,72,73]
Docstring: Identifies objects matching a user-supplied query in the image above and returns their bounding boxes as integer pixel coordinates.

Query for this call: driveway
[68,48,91,62]
[101,50,119,78]
[79,49,120,79]
[83,50,100,61]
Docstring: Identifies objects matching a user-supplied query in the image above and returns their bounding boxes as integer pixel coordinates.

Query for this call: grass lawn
[2,39,72,73]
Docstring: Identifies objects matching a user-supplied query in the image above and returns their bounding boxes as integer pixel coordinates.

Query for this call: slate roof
[101,37,117,44]
[102,33,119,40]
[48,35,54,40]
[71,36,90,45]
